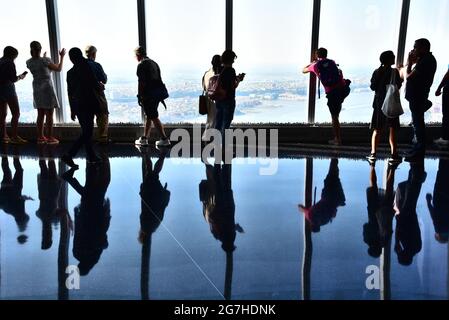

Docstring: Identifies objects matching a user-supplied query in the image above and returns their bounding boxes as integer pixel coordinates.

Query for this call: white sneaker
[156,138,171,147]
[135,136,149,146]
[434,138,449,146]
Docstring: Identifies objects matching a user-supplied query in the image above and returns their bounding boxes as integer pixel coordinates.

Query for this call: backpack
[207,74,227,101]
[316,59,341,87]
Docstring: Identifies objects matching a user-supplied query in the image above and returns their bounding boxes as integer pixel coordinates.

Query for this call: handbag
[199,92,208,115]
[382,70,404,118]
[148,81,169,102]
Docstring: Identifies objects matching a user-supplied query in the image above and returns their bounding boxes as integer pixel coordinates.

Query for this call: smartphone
[22,71,28,76]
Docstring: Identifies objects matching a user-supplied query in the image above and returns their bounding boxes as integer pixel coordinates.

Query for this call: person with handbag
[367,51,404,165]
[134,46,170,147]
[201,55,222,142]
[85,45,111,144]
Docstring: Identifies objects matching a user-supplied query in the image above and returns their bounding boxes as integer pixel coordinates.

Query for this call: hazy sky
[1,0,448,78]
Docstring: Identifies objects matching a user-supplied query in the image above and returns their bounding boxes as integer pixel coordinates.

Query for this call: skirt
[32,79,59,109]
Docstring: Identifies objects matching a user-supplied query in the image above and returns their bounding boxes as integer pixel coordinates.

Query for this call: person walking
[367,51,404,165]
[27,41,65,145]
[134,46,170,147]
[62,48,103,169]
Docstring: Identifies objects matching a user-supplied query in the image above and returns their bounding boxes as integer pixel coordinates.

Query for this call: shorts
[326,82,350,117]
[142,98,160,119]
[0,83,17,103]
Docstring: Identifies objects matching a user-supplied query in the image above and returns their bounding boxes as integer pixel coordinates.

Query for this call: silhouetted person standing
[394,163,425,266]
[303,48,351,146]
[299,159,346,233]
[85,45,111,144]
[62,48,102,169]
[215,50,245,144]
[434,68,449,147]
[138,147,170,300]
[367,51,404,165]
[426,159,449,244]
[27,41,66,145]
[404,39,437,162]
[0,46,28,145]
[202,55,223,141]
[62,151,111,276]
[134,46,170,148]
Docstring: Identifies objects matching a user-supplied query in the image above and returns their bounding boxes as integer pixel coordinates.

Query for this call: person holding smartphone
[215,50,245,157]
[0,46,28,145]
[27,41,66,145]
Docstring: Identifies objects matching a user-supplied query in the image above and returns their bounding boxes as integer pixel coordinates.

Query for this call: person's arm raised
[47,48,66,72]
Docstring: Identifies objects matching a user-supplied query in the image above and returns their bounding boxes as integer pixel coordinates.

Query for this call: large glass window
[404,0,449,124]
[234,0,312,124]
[146,0,225,124]
[57,0,139,123]
[316,0,402,124]
[0,0,49,123]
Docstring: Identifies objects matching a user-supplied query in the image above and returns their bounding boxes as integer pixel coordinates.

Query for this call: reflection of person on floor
[426,159,449,244]
[0,156,31,243]
[394,163,425,266]
[63,152,111,276]
[299,159,346,233]
[36,154,63,250]
[364,164,397,258]
[200,163,243,300]
[138,147,170,300]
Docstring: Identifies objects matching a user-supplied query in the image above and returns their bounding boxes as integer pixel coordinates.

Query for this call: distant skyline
[1,0,448,124]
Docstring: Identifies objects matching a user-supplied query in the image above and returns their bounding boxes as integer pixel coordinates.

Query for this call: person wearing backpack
[135,46,170,148]
[303,48,350,146]
[367,51,404,165]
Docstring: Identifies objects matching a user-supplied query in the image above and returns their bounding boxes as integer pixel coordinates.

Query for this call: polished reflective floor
[0,145,448,300]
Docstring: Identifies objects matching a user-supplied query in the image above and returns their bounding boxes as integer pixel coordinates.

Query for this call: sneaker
[61,155,79,170]
[366,153,377,165]
[9,136,28,145]
[46,137,60,145]
[37,137,48,145]
[135,136,149,146]
[388,154,403,165]
[434,138,449,146]
[156,138,171,147]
